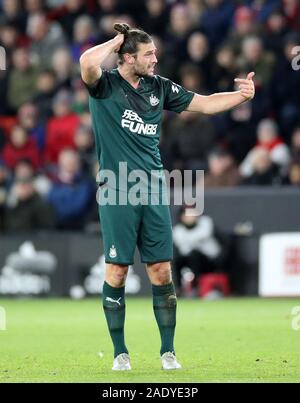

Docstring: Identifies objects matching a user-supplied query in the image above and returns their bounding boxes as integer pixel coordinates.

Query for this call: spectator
[71,15,96,63]
[173,206,225,295]
[48,149,95,229]
[24,0,47,37]
[186,31,209,64]
[228,6,259,53]
[4,175,55,233]
[165,4,193,61]
[18,103,46,151]
[142,0,170,37]
[179,63,205,94]
[167,111,216,171]
[78,110,92,128]
[25,0,45,15]
[211,43,237,93]
[0,0,26,32]
[282,0,300,31]
[28,13,66,67]
[215,101,257,162]
[290,127,300,162]
[186,0,204,27]
[0,22,21,58]
[2,125,40,170]
[51,47,75,90]
[45,90,80,163]
[7,47,39,112]
[205,148,241,188]
[237,36,276,87]
[74,125,95,177]
[186,32,212,88]
[263,10,289,56]
[13,159,52,197]
[32,69,57,122]
[240,118,290,177]
[199,0,235,48]
[169,3,193,38]
[242,147,283,186]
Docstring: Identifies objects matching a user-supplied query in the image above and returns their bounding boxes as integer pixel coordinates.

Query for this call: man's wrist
[236,91,249,103]
[111,36,122,52]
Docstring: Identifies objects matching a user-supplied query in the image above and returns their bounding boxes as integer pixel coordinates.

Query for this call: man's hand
[113,33,125,53]
[234,72,255,101]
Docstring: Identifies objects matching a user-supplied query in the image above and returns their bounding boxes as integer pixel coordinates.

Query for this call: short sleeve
[162,77,195,113]
[84,70,111,99]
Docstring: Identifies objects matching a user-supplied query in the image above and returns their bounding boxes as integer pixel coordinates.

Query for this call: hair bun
[114,23,130,35]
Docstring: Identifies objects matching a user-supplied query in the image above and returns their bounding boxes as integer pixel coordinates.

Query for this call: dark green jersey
[86,68,194,193]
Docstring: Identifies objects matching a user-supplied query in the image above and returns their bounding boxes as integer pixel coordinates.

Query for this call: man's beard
[134,64,155,78]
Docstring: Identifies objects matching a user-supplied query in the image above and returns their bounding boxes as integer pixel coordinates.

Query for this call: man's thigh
[99,202,142,265]
[138,203,173,264]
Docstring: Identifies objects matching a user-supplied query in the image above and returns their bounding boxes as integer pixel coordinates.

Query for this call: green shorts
[98,191,173,265]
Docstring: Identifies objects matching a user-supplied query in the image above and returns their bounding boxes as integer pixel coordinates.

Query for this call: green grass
[0,298,299,383]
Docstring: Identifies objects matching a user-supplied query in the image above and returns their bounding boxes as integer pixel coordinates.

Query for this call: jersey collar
[115,69,146,92]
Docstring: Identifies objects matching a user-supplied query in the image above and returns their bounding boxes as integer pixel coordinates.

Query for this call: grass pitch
[0,298,299,383]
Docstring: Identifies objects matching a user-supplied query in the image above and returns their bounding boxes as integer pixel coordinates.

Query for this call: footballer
[80,23,255,371]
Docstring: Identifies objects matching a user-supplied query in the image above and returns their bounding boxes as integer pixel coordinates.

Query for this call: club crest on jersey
[150,94,159,106]
[109,245,117,259]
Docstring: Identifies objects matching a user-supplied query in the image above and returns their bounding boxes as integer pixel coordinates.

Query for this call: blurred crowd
[1,0,300,233]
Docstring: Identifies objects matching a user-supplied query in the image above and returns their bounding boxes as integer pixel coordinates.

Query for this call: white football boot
[161,352,182,370]
[112,353,131,371]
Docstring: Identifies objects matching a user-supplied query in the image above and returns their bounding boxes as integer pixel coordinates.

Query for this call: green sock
[102,281,128,358]
[152,282,177,356]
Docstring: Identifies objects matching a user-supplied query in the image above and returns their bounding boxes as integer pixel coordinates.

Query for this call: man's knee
[147,262,172,285]
[105,264,128,287]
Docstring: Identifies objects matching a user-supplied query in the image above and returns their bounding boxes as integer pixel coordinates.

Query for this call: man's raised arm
[79,34,124,86]
[186,72,255,115]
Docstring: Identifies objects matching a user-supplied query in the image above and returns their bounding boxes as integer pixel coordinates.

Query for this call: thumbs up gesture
[234,72,255,101]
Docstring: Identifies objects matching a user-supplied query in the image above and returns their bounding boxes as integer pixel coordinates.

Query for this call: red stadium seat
[198,273,231,298]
